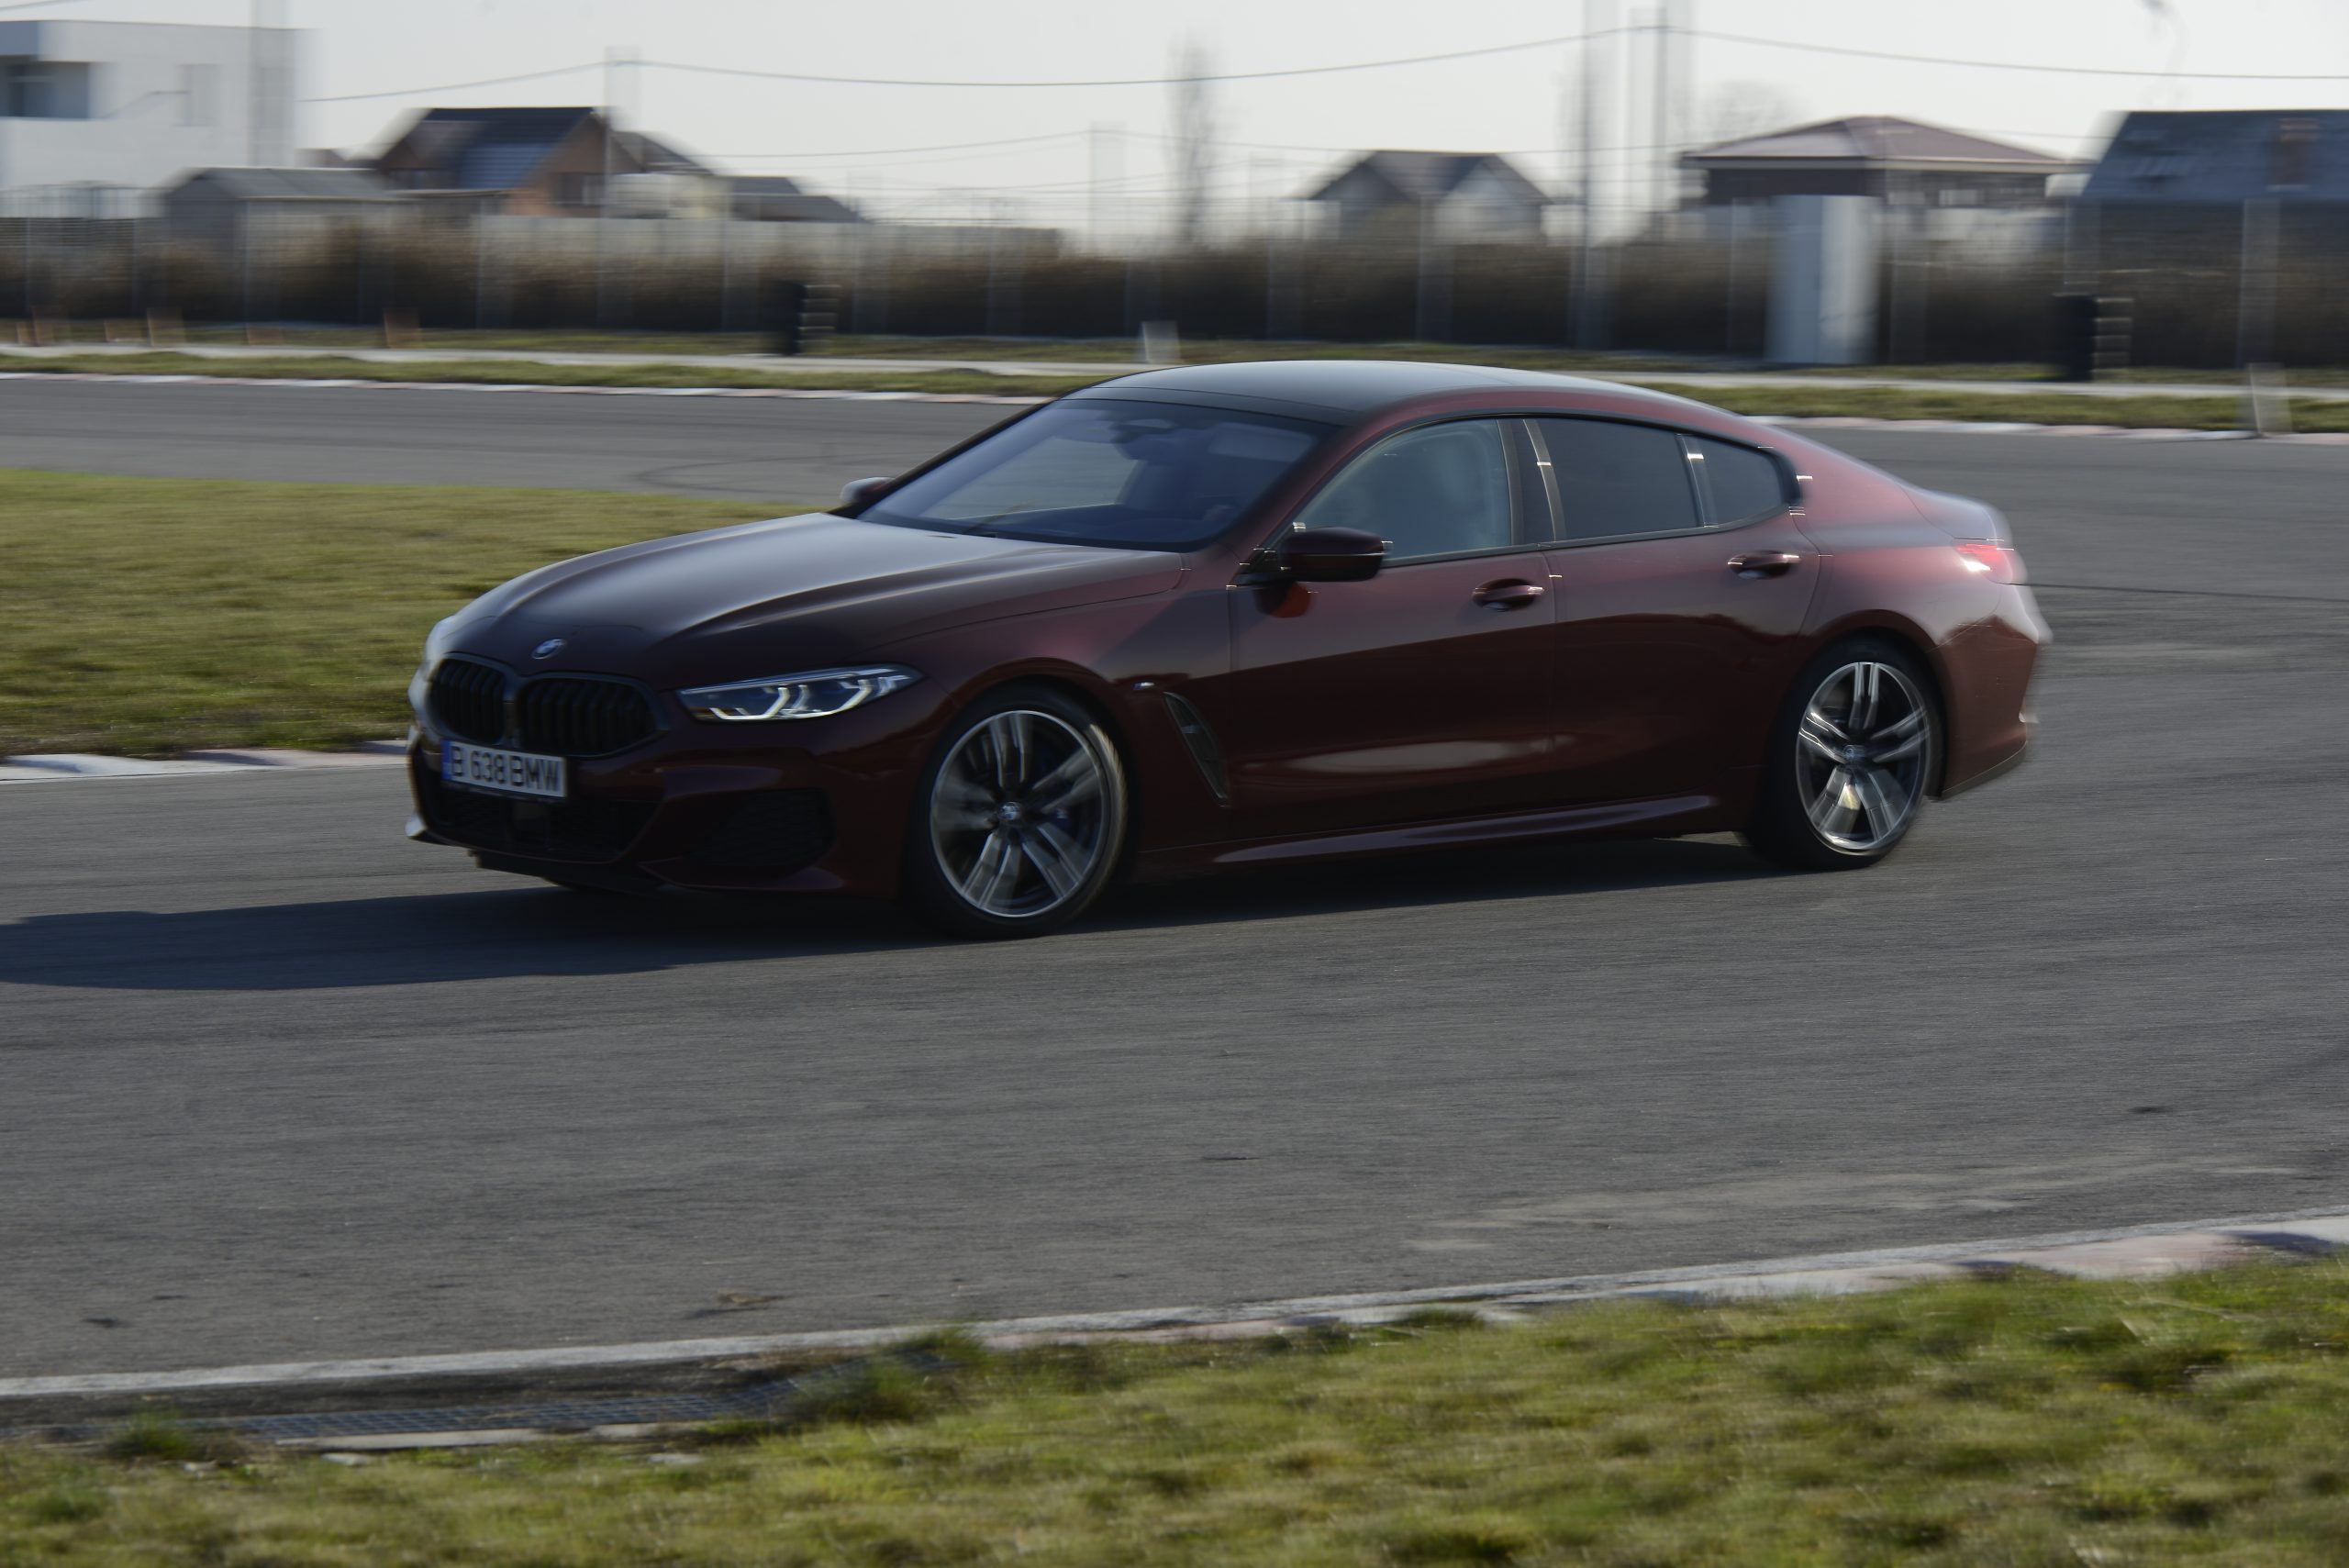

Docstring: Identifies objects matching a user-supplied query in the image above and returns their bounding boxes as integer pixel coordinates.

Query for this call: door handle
[1729,550,1801,578]
[1472,579,1546,610]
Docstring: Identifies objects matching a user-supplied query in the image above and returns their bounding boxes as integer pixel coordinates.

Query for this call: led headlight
[678,665,921,723]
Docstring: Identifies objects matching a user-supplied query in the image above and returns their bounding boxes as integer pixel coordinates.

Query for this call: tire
[1744,637,1942,873]
[901,684,1130,939]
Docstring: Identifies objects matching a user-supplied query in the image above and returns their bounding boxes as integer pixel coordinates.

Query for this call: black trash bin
[2052,292,2132,382]
[760,281,839,357]
[763,280,810,356]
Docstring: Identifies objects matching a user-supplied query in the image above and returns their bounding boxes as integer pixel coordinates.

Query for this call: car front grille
[426,661,661,758]
[517,677,659,759]
[417,769,656,863]
[685,791,834,873]
[428,657,507,745]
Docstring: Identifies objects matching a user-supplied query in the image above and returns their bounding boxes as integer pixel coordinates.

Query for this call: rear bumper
[1939,711,2032,799]
[1936,583,2046,796]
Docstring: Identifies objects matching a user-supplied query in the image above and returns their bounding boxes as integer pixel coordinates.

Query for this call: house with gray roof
[728,175,863,224]
[368,106,713,217]
[1304,150,1551,242]
[2083,110,2349,205]
[1680,117,2075,209]
[159,164,400,253]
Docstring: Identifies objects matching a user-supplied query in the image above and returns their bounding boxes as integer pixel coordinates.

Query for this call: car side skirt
[1132,791,1730,878]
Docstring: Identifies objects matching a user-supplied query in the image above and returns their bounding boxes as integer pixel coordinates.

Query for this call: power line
[302,61,601,105]
[304,23,2349,118]
[1695,27,2349,82]
[698,130,1087,161]
[636,31,1620,91]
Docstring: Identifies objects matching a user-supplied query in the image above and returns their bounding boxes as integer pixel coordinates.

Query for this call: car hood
[443,513,1185,683]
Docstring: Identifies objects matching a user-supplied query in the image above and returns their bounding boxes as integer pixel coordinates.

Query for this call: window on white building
[2,59,94,119]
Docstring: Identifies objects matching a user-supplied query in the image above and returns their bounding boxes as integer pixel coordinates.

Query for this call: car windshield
[859,399,1332,550]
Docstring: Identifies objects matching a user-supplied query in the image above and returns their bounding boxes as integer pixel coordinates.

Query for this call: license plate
[441,741,566,800]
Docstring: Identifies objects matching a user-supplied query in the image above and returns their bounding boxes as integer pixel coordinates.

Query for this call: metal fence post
[2236,196,2280,369]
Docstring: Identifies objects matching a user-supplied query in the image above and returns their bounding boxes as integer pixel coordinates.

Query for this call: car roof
[1066,359,1703,422]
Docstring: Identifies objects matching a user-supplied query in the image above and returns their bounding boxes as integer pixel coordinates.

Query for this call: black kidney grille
[428,657,507,745]
[685,791,834,873]
[515,677,658,758]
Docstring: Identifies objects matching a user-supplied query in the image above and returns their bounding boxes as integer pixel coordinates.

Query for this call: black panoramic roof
[1067,359,1690,421]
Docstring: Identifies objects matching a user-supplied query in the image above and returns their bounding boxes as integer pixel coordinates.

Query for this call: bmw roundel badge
[532,638,566,660]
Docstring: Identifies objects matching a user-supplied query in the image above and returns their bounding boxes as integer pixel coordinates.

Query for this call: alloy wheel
[1793,661,1932,854]
[928,709,1113,918]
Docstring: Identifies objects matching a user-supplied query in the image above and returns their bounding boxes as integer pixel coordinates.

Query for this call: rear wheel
[1745,638,1940,872]
[903,686,1128,939]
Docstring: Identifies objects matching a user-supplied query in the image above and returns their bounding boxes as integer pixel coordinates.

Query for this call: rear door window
[1686,436,1790,525]
[1532,418,1702,541]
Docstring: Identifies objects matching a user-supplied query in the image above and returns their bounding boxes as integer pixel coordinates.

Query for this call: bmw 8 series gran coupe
[407,361,2046,936]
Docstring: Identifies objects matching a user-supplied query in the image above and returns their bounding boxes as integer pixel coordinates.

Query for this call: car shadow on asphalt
[0,837,1776,992]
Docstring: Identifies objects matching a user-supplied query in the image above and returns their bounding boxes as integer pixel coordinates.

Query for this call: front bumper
[406,702,936,899]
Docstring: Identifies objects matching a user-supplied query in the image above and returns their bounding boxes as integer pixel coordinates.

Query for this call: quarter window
[1291,419,1514,563]
[1686,436,1789,525]
[1533,418,1700,540]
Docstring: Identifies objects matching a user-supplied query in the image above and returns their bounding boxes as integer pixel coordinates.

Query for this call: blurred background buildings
[3,6,2346,368]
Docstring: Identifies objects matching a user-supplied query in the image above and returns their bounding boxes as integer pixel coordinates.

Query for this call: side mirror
[1278,527,1386,583]
[839,475,892,511]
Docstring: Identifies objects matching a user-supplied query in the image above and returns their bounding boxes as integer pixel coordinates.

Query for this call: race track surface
[3,381,2344,1376]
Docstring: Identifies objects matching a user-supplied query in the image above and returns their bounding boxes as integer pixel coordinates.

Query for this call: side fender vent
[1162,691,1230,805]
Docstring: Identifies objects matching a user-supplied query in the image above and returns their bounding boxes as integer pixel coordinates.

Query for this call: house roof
[1305,150,1549,206]
[164,166,399,201]
[2083,109,2349,203]
[730,182,863,222]
[616,129,713,176]
[1682,116,2071,172]
[378,106,602,190]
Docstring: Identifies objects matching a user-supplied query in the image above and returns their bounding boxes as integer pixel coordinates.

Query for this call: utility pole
[1650,6,1671,223]
[1574,0,1611,347]
[1088,122,1114,253]
[1171,39,1214,250]
[596,46,637,327]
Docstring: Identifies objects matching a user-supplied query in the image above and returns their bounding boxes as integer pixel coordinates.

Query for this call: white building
[0,17,297,213]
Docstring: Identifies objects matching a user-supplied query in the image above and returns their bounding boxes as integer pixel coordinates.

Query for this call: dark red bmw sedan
[406,361,2046,936]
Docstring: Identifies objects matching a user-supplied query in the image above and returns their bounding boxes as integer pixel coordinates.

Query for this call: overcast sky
[30,0,2349,226]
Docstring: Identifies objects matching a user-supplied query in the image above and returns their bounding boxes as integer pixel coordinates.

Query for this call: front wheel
[1745,639,1940,872]
[902,686,1129,939]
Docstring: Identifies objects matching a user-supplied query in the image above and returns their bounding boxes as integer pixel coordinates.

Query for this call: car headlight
[678,665,921,722]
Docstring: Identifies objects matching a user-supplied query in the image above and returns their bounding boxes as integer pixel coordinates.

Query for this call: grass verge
[24,321,2347,384]
[6,346,2328,429]
[0,350,1103,399]
[1640,381,2338,431]
[11,1262,2349,1564]
[0,471,800,756]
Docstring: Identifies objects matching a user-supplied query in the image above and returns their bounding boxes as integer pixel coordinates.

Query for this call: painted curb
[0,741,405,784]
[6,1207,2344,1407]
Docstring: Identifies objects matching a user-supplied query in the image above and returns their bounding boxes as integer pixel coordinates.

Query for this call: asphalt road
[3,381,2346,1378]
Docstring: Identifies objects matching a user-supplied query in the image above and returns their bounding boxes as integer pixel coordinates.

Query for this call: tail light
[1953,541,2026,584]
